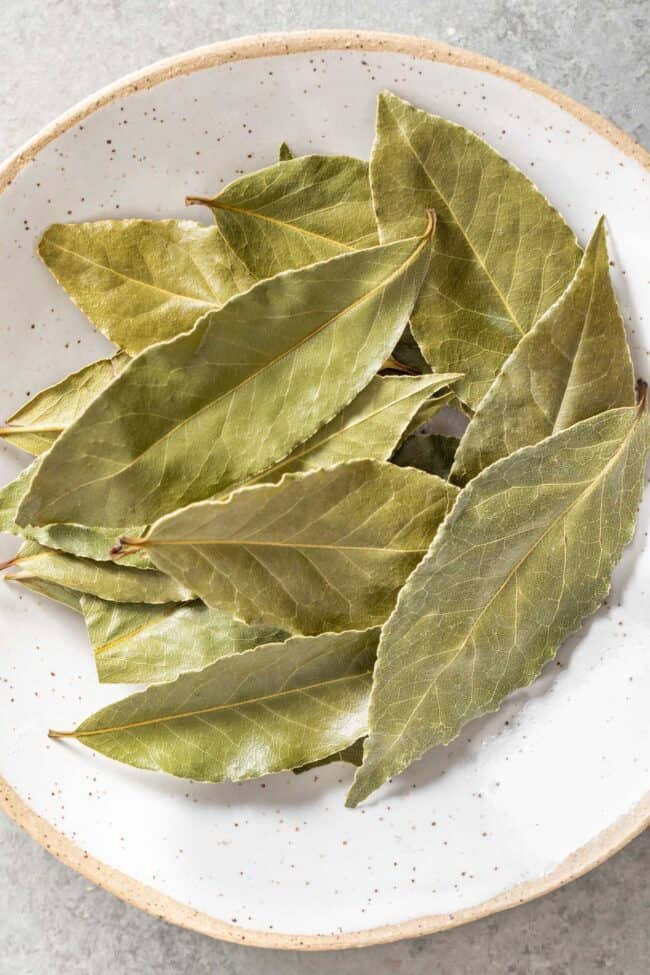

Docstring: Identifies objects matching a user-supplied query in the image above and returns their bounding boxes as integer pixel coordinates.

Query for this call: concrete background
[0,2,648,972]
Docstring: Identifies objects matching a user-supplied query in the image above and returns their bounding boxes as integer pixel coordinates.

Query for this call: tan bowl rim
[1,29,648,952]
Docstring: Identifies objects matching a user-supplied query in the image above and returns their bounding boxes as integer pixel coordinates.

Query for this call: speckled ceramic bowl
[1,31,648,951]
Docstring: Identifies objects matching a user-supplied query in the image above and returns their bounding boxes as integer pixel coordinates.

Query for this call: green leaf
[38,220,255,354]
[370,91,582,408]
[451,218,636,484]
[81,595,287,684]
[3,541,193,604]
[247,373,459,485]
[188,155,379,281]
[49,628,379,782]
[18,224,435,529]
[133,460,457,635]
[278,142,295,161]
[6,574,82,613]
[392,433,460,478]
[0,354,129,456]
[347,399,650,806]
[294,739,365,774]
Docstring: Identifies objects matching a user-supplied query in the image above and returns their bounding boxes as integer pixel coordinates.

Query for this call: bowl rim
[1,29,648,952]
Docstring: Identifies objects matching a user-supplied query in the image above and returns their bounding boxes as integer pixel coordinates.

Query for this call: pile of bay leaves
[1,92,648,806]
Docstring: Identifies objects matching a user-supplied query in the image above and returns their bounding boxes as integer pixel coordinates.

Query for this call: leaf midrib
[42,240,221,308]
[388,101,526,337]
[144,538,429,554]
[60,669,373,738]
[210,199,357,251]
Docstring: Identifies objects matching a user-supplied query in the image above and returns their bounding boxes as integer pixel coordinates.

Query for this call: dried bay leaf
[370,91,582,408]
[347,399,650,806]
[3,541,193,604]
[81,595,287,684]
[188,154,379,280]
[451,218,635,484]
[18,224,435,529]
[130,460,458,635]
[0,354,129,456]
[392,433,460,478]
[247,373,459,486]
[0,458,148,567]
[39,220,255,354]
[278,142,295,161]
[49,628,379,782]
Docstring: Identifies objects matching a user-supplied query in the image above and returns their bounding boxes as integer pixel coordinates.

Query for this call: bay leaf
[188,154,379,281]
[38,220,255,354]
[246,373,459,486]
[49,628,379,782]
[18,224,436,529]
[81,594,287,684]
[0,458,148,567]
[392,433,460,478]
[0,354,129,456]
[347,398,650,806]
[451,218,636,484]
[6,574,82,613]
[130,460,458,635]
[278,142,294,161]
[3,541,193,604]
[370,91,582,408]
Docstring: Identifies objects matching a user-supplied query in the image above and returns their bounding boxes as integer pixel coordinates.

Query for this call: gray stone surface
[0,1,648,971]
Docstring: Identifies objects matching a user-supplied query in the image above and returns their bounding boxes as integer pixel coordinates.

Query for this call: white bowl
[0,31,648,951]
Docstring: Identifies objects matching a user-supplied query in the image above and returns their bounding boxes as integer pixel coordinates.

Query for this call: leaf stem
[185,195,213,208]
[109,536,147,559]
